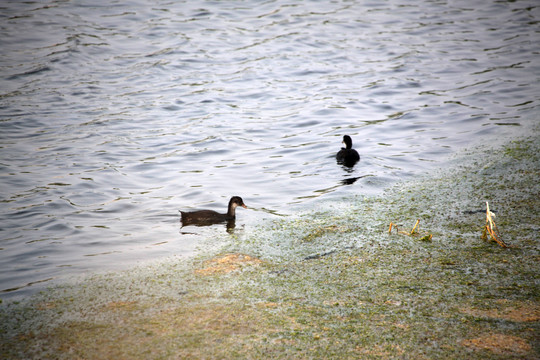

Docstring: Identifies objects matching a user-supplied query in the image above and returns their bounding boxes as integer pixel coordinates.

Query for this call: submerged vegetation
[1,135,539,359]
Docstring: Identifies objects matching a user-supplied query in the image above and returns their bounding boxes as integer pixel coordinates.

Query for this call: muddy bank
[1,132,539,359]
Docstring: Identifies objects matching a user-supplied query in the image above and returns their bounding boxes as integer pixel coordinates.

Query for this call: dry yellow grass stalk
[388,219,432,241]
[482,201,507,248]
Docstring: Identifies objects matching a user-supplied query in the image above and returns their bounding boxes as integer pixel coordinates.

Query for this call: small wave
[6,66,51,80]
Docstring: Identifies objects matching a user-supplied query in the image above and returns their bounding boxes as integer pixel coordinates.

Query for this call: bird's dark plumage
[336,135,360,166]
[180,196,247,227]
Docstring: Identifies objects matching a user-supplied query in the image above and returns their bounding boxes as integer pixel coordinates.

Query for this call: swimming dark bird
[336,135,360,167]
[180,196,247,227]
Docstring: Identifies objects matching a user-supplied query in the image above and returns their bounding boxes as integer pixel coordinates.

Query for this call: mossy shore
[1,133,539,359]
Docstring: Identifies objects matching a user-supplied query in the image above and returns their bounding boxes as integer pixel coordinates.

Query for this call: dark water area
[1,0,538,299]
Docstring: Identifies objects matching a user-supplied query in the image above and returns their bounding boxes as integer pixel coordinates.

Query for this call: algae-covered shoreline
[1,132,539,359]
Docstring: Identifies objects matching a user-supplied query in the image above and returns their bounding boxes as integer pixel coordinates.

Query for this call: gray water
[1,0,538,299]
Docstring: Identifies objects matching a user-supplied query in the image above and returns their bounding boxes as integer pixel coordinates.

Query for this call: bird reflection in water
[180,217,239,233]
[340,177,360,185]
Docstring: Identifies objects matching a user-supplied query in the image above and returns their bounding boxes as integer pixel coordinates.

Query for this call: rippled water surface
[1,0,538,298]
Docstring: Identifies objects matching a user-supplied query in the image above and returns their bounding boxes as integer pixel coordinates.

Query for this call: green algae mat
[2,135,539,359]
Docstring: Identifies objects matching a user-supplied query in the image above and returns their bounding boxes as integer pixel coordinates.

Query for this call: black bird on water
[336,135,360,167]
[180,196,247,228]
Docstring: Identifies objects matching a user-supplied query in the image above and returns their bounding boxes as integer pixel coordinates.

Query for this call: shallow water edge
[1,126,539,359]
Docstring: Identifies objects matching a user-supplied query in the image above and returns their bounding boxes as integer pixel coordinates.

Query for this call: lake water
[1,0,538,299]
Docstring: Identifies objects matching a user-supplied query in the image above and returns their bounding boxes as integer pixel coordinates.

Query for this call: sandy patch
[195,253,262,275]
[460,300,540,322]
[461,334,531,356]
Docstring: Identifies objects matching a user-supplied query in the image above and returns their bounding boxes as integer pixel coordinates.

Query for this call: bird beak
[242,204,247,209]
